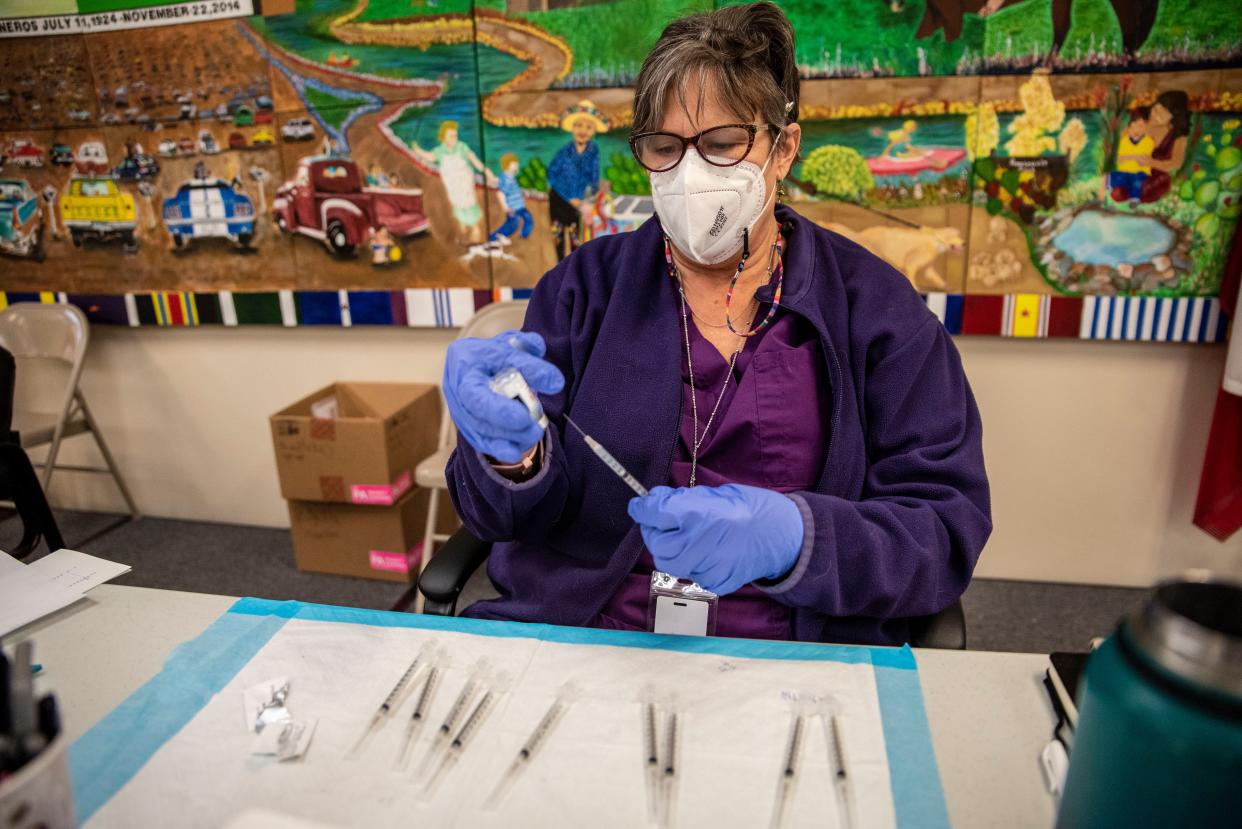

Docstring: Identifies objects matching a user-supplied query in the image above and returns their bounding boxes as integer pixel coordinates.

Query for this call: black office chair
[418,527,967,649]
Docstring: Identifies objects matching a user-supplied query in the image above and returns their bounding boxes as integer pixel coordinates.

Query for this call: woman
[442,3,991,645]
[1138,90,1191,204]
[546,100,609,260]
[408,120,489,243]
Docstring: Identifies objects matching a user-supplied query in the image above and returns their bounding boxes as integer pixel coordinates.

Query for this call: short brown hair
[632,2,799,140]
[500,152,518,170]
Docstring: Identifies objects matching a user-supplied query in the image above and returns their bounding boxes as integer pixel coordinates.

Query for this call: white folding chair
[414,299,529,575]
[0,302,139,517]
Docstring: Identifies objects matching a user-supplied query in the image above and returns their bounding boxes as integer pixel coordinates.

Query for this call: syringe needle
[563,414,649,497]
[421,677,506,801]
[824,709,855,829]
[659,704,680,829]
[415,663,487,778]
[396,661,442,770]
[347,647,428,757]
[770,710,806,829]
[641,692,661,822]
[483,687,574,810]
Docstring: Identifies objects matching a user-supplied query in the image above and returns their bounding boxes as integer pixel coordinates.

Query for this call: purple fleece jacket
[445,205,992,645]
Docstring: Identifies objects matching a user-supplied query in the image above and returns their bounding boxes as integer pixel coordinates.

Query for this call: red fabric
[1193,219,1242,539]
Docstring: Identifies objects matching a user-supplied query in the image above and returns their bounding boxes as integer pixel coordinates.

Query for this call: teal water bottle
[1057,574,1242,828]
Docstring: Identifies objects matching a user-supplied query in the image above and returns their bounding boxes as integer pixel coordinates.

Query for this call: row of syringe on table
[346,642,571,807]
[348,642,855,826]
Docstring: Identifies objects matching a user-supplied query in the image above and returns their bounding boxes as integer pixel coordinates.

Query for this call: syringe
[659,695,681,829]
[770,705,808,829]
[820,700,855,829]
[640,687,661,822]
[415,660,489,778]
[347,644,431,757]
[395,650,443,770]
[563,414,648,497]
[420,673,509,800]
[483,683,578,810]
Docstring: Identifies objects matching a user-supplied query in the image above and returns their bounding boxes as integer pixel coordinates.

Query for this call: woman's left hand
[627,484,804,596]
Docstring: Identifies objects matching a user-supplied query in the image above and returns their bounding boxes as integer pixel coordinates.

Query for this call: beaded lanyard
[663,230,785,337]
[664,229,786,485]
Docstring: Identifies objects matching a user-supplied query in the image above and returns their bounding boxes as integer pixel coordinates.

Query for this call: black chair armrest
[907,598,967,650]
[418,527,493,616]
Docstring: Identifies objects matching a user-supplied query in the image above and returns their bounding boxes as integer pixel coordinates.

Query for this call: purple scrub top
[592,308,828,639]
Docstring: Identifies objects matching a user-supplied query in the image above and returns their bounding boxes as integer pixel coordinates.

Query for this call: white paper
[26,549,132,595]
[222,808,340,829]
[0,552,87,637]
[86,619,898,829]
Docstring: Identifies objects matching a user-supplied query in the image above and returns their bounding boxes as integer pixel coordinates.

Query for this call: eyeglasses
[629,123,773,173]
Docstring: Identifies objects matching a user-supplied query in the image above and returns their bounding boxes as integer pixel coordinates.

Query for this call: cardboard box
[271,382,440,505]
[288,487,430,583]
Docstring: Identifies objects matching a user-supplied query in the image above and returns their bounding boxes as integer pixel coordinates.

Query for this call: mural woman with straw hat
[547,99,611,260]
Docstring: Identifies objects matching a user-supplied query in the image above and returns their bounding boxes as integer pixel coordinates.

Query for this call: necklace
[686,297,757,330]
[663,231,787,486]
[677,278,741,488]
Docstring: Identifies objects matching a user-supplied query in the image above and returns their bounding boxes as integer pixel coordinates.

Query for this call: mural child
[488,153,533,245]
[1109,106,1153,204]
[408,121,491,244]
[547,100,610,261]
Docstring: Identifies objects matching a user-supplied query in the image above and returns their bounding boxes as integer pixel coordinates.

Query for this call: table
[9,585,1059,828]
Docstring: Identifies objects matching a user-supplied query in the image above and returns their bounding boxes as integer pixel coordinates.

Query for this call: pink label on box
[350,469,413,505]
[369,543,424,574]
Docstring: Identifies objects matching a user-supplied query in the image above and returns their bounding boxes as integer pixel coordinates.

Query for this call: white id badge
[648,571,718,636]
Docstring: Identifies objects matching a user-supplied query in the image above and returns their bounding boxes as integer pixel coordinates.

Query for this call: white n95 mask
[651,146,776,266]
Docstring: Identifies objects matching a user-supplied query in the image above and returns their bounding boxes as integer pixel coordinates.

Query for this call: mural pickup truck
[272,156,430,257]
[60,177,138,250]
[0,179,44,260]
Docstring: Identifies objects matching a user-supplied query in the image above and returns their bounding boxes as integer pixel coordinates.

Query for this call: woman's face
[654,75,802,256]
[443,129,458,147]
[1150,103,1172,127]
[657,75,801,193]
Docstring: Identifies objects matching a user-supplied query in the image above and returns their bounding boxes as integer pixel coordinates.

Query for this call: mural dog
[821,221,964,291]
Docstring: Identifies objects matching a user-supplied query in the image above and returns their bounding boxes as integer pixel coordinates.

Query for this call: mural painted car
[60,177,138,249]
[50,144,74,166]
[197,130,220,155]
[162,177,255,249]
[0,179,44,260]
[281,119,315,141]
[250,129,275,147]
[113,153,160,182]
[157,139,179,157]
[9,140,44,169]
[74,142,110,176]
[272,156,429,257]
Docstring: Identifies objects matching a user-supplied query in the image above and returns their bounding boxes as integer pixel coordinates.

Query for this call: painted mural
[0,0,1240,335]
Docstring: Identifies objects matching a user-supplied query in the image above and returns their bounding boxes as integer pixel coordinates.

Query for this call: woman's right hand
[443,330,565,463]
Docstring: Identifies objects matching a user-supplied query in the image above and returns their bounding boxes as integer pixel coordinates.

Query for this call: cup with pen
[0,642,74,829]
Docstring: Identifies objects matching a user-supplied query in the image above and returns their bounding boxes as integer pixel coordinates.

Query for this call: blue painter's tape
[876,653,951,828]
[68,608,291,823]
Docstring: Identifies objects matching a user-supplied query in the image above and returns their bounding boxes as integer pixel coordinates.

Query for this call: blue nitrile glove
[443,330,565,463]
[627,484,805,596]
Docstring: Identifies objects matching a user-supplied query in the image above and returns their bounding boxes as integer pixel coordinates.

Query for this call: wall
[45,326,1242,587]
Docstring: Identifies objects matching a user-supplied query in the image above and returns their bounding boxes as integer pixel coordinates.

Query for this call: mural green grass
[359,0,479,22]
[304,88,356,130]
